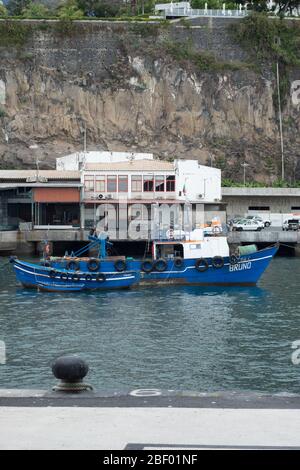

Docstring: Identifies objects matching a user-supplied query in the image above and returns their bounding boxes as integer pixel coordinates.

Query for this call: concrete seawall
[1,389,300,449]
[228,231,300,244]
[0,229,300,255]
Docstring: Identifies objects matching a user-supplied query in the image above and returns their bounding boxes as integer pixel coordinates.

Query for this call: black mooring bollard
[52,355,93,392]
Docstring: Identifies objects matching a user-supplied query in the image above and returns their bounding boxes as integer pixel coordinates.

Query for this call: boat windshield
[155,243,184,259]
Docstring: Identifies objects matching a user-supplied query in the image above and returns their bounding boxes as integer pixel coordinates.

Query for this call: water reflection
[0,257,299,392]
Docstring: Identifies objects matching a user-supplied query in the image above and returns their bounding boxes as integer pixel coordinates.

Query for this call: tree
[6,0,31,16]
[76,0,121,17]
[57,0,84,19]
[275,0,300,15]
[0,3,8,17]
[214,156,227,171]
[22,2,50,17]
[264,156,276,183]
[247,0,269,12]
[247,0,300,14]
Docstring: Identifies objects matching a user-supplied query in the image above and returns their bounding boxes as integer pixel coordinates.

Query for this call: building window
[248,206,270,211]
[95,176,105,192]
[131,175,142,192]
[155,175,165,192]
[144,175,154,192]
[291,207,300,210]
[84,176,94,192]
[107,176,117,192]
[166,175,175,192]
[118,175,128,192]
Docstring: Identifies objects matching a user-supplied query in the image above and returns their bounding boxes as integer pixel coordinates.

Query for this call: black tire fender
[96,273,106,283]
[195,258,209,272]
[114,259,127,272]
[87,259,100,272]
[66,260,80,271]
[174,257,184,269]
[141,260,153,273]
[154,258,167,272]
[212,256,224,269]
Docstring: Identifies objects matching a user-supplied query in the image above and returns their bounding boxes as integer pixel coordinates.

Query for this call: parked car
[228,216,244,226]
[232,220,263,231]
[282,219,300,231]
[246,215,270,228]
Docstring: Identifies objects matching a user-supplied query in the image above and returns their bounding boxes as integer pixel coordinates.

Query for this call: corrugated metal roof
[84,160,174,172]
[0,170,80,181]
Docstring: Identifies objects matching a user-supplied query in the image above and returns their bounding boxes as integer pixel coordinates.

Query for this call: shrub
[230,12,300,108]
[0,4,8,18]
[0,21,33,47]
[6,0,31,16]
[230,12,300,66]
[21,2,50,19]
[0,107,7,118]
[57,0,84,19]
[164,40,249,72]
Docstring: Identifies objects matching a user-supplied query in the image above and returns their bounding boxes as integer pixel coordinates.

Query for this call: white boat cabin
[153,229,229,260]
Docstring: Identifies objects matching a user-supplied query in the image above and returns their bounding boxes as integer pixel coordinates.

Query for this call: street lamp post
[241,162,250,186]
[274,36,284,181]
[276,61,284,180]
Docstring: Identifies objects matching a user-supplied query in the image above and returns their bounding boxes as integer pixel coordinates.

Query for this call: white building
[0,149,224,240]
[77,152,225,237]
[56,151,154,171]
[175,160,221,203]
[80,155,221,203]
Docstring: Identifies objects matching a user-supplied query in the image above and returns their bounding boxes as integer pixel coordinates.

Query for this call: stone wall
[171,17,249,63]
[0,19,299,183]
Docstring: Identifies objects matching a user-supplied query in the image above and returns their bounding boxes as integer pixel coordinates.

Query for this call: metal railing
[157,8,248,18]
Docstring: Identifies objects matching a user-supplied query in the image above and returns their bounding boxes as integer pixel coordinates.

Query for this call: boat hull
[12,260,140,292]
[137,245,278,286]
[48,245,278,287]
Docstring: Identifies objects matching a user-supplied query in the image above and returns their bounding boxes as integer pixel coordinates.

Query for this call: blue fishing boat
[135,242,278,286]
[15,230,278,289]
[10,239,140,292]
[132,232,279,286]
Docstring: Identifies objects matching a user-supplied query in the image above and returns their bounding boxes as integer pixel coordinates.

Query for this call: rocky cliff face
[0,18,299,182]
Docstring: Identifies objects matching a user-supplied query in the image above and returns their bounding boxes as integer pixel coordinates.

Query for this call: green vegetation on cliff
[0,21,34,46]
[222,178,300,188]
[0,107,7,118]
[230,13,300,108]
[163,39,254,72]
[0,4,8,18]
[230,12,300,65]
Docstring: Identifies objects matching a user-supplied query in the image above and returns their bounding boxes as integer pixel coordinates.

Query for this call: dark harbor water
[0,256,300,393]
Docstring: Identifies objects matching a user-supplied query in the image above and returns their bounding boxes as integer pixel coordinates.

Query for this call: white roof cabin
[153,230,229,260]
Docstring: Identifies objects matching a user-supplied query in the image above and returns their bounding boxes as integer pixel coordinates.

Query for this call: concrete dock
[1,228,300,255]
[1,389,300,450]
